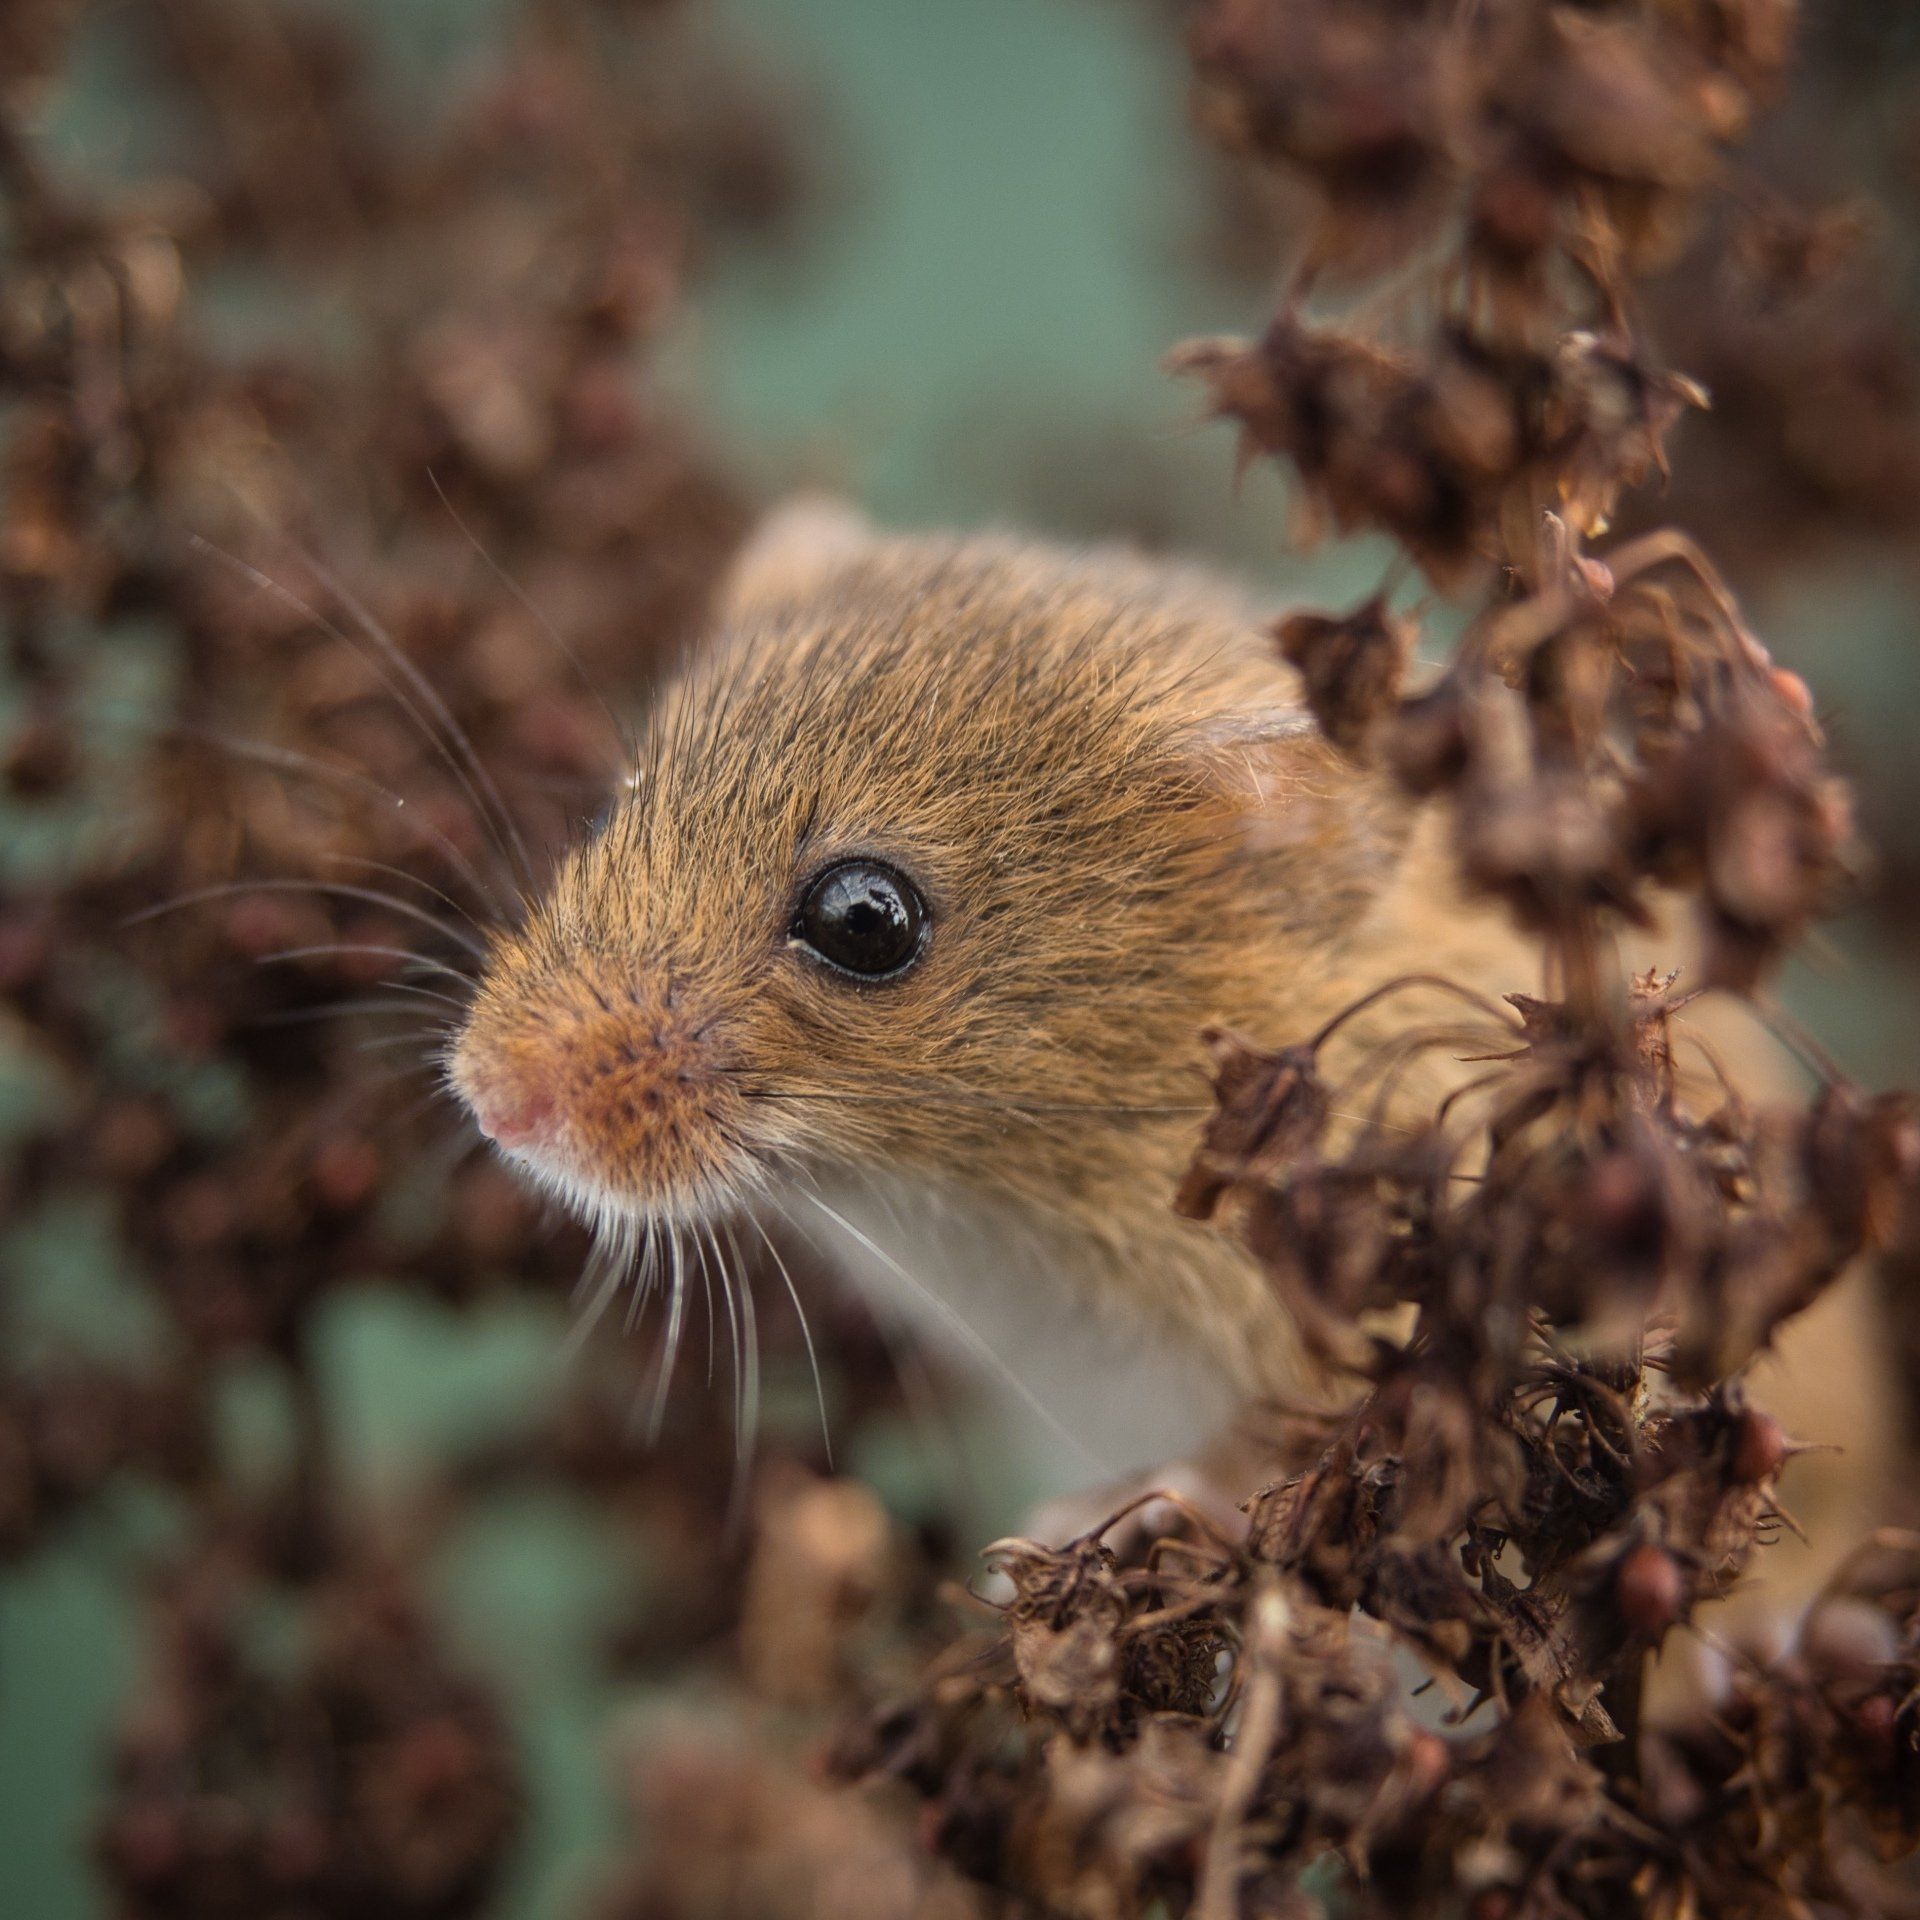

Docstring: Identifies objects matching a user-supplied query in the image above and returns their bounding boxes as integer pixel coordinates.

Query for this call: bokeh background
[2,2,1916,1915]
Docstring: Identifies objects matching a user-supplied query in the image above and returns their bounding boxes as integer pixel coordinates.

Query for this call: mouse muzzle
[448,960,749,1220]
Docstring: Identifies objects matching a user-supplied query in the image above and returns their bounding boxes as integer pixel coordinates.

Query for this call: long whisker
[741,1078,1404,1133]
[664,1226,700,1401]
[319,852,492,939]
[124,879,488,961]
[345,977,472,1009]
[714,1058,1218,1123]
[354,1052,449,1092]
[428,468,634,767]
[353,1026,457,1058]
[622,1215,656,1335]
[791,1187,1096,1470]
[257,943,474,988]
[417,1118,486,1188]
[249,989,468,1026]
[722,1216,760,1470]
[711,1218,759,1533]
[646,1221,689,1442]
[378,1077,460,1137]
[599,1215,643,1354]
[141,716,511,924]
[678,1220,712,1417]
[595,1213,633,1336]
[294,538,540,893]
[699,1220,742,1456]
[726,1082,1213,1119]
[693,1224,717,1387]
[775,1198,968,1505]
[745,1212,831,1466]
[188,534,533,899]
[563,1234,628,1362]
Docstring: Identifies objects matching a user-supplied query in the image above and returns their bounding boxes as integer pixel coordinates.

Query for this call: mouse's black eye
[791,859,928,980]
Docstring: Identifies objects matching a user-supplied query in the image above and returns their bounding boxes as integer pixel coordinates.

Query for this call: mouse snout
[464,1080,558,1153]
[448,970,741,1211]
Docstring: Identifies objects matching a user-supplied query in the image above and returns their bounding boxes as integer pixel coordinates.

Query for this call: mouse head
[448,509,1405,1233]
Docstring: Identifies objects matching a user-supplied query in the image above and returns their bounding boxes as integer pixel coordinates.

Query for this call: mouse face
[448,527,1401,1251]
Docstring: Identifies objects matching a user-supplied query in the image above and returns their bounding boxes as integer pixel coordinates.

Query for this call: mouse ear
[1191,708,1416,922]
[718,494,874,621]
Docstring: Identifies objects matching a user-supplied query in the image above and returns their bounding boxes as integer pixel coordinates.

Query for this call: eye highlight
[790,859,928,980]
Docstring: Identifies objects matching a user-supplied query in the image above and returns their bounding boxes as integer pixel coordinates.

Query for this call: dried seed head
[1274,594,1417,757]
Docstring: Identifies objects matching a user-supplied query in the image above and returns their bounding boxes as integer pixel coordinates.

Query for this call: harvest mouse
[448,503,1896,1521]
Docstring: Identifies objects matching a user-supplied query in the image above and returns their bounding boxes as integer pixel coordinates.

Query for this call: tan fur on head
[451,523,1414,1385]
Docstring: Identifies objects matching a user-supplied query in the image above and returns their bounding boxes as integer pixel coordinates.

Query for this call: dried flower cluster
[1173,0,1920,612]
[1170,0,1875,994]
[832,1517,1918,1919]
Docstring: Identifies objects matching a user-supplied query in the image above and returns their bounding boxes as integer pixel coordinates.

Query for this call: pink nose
[469,1084,558,1152]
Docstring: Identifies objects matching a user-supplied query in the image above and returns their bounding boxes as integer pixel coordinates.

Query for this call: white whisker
[621,1213,654,1335]
[646,1220,689,1441]
[693,1224,718,1386]
[732,1079,1211,1123]
[418,1119,485,1187]
[353,1054,445,1094]
[775,1194,969,1506]
[793,1187,1096,1470]
[353,1027,454,1057]
[303,542,539,894]
[102,711,514,925]
[257,943,473,988]
[428,468,633,768]
[379,1078,459,1136]
[320,852,492,939]
[722,1216,761,1470]
[188,533,532,900]
[124,878,488,961]
[698,1221,740,1452]
[250,991,465,1026]
[563,1237,626,1361]
[746,1212,832,1466]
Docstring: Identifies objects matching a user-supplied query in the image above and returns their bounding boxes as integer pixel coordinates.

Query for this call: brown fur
[450,514,1895,1554]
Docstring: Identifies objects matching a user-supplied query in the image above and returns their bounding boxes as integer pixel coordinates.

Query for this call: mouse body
[448,509,1895,1513]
